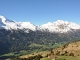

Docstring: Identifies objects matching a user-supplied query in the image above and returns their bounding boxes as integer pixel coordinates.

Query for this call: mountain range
[0,15,80,33]
[0,15,80,56]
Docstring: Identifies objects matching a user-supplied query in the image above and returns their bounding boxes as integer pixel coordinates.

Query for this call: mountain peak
[0,15,6,22]
[55,20,69,24]
[56,20,64,22]
[39,20,80,33]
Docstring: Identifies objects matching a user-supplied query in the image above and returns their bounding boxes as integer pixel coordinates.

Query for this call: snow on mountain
[0,15,80,33]
[17,22,36,31]
[0,15,36,31]
[39,20,80,33]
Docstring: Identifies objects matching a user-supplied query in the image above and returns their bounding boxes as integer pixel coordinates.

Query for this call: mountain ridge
[0,15,80,33]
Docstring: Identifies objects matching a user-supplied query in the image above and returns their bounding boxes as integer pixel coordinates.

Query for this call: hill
[53,40,80,56]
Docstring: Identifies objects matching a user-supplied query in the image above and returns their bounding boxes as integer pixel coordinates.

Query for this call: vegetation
[0,29,69,55]
[2,40,80,60]
[52,40,80,56]
[1,29,80,59]
[41,57,52,60]
[56,56,80,60]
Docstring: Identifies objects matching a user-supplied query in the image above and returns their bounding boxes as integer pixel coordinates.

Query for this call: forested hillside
[0,28,80,56]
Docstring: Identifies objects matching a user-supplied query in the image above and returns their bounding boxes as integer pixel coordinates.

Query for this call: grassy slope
[57,56,80,60]
[19,50,51,58]
[41,41,80,60]
[53,40,80,56]
[41,56,80,60]
[41,57,52,60]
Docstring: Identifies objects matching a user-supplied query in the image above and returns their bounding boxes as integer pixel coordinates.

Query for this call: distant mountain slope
[53,40,80,56]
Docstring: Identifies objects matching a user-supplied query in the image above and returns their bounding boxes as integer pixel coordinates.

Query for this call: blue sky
[0,0,80,25]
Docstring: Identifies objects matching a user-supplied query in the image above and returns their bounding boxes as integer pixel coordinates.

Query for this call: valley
[8,40,80,60]
[0,16,80,60]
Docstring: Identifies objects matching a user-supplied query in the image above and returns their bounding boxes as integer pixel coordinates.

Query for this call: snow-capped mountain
[0,15,36,31]
[0,15,80,33]
[39,20,80,33]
